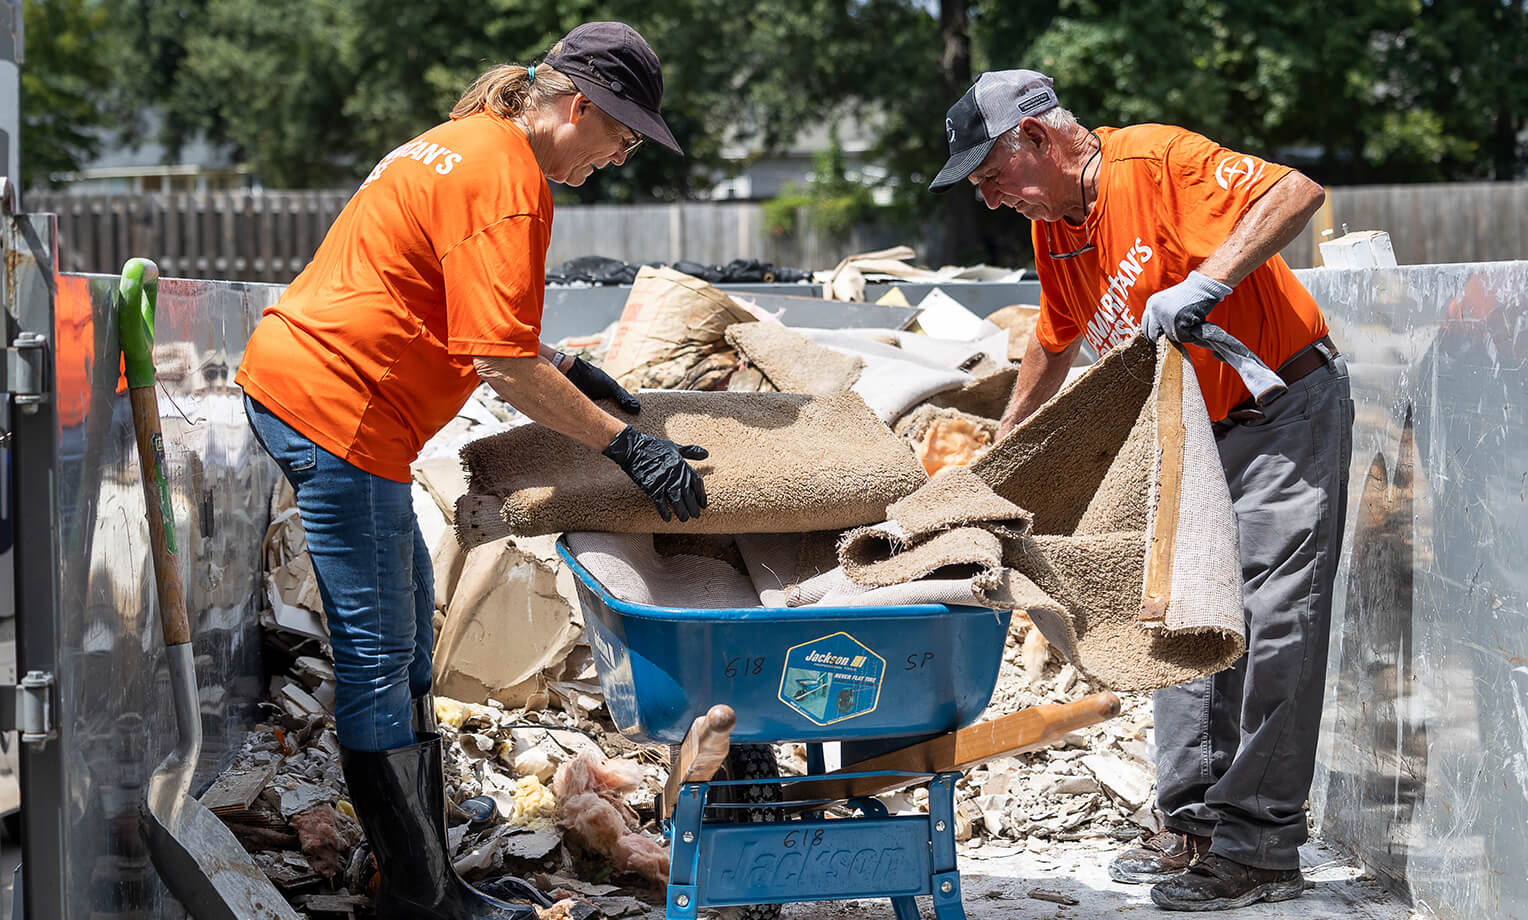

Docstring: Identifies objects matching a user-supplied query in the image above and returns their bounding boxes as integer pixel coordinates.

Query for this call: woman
[234,22,706,919]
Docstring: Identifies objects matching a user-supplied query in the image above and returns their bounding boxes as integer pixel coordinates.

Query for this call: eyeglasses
[617,131,642,159]
[1045,129,1103,260]
[1046,227,1096,260]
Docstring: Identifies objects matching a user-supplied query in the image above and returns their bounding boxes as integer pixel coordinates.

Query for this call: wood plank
[780,692,1120,802]
[1141,344,1185,623]
[201,756,283,814]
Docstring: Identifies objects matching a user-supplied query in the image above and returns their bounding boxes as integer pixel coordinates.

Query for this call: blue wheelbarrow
[556,540,1120,920]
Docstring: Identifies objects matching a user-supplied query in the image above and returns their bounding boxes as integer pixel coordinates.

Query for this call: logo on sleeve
[1215,155,1265,191]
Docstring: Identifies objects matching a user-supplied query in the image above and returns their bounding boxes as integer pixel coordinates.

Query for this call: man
[931,70,1353,911]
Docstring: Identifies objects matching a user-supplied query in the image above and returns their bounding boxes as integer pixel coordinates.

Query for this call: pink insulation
[553,753,670,883]
[289,803,362,879]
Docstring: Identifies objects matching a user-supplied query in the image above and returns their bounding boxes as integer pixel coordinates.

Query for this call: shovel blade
[140,786,302,920]
[140,644,301,920]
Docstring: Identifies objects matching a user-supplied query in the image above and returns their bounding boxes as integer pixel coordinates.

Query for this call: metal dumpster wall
[47,270,281,916]
[1299,263,1528,920]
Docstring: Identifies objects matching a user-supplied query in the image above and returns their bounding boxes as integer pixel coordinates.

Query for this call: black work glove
[565,357,640,414]
[602,425,709,522]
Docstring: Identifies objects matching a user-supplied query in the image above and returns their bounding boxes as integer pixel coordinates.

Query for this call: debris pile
[227,253,1173,915]
[952,615,1158,851]
[206,674,672,917]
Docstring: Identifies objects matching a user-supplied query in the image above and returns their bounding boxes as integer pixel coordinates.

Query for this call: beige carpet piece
[455,391,928,544]
[564,532,763,609]
[733,530,1044,611]
[832,335,1244,691]
[796,328,974,422]
[836,467,1029,598]
[927,365,1021,420]
[970,334,1244,690]
[724,321,865,395]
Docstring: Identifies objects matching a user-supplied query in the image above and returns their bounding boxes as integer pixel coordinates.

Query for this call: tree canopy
[17,0,1528,258]
[17,0,114,185]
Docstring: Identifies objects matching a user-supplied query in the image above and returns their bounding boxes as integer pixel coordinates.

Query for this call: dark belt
[1212,335,1339,435]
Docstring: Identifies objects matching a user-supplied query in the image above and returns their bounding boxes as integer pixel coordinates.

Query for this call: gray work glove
[565,357,641,414]
[1186,324,1289,406]
[603,425,709,522]
[1142,270,1233,343]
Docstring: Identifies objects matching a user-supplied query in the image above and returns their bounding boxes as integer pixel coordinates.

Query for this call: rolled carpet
[455,391,929,544]
[724,321,864,395]
[832,334,1246,692]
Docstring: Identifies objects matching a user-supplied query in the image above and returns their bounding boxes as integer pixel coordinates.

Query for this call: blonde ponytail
[450,62,577,120]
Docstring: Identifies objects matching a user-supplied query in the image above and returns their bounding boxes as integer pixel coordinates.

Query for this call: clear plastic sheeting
[51,271,282,916]
[1298,263,1528,920]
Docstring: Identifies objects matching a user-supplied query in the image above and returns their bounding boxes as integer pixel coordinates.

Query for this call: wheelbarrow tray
[557,539,1012,744]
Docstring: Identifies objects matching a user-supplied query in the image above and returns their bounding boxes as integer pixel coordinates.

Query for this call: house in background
[46,122,251,195]
[708,111,891,204]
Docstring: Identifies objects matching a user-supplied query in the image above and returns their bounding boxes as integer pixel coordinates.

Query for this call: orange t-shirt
[1032,124,1328,421]
[235,113,553,481]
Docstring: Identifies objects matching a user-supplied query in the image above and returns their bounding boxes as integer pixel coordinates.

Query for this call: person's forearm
[1196,171,1325,288]
[536,341,572,371]
[474,356,625,451]
[998,335,1083,436]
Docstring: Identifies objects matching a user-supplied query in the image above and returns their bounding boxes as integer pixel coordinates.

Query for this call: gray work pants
[1153,348,1353,870]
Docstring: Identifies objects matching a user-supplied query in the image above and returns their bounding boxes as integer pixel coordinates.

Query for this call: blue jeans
[244,394,433,751]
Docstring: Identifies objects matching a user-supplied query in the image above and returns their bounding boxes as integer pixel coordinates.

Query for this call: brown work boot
[1150,853,1305,911]
[1107,829,1211,884]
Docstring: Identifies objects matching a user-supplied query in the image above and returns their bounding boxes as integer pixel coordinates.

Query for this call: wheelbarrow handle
[117,258,190,647]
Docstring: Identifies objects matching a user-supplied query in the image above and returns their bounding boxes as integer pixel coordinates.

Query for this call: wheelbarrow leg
[928,773,967,920]
[891,896,921,920]
[667,784,705,920]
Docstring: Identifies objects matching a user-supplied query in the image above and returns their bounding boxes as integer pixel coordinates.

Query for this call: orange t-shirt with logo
[235,112,553,482]
[1031,124,1328,422]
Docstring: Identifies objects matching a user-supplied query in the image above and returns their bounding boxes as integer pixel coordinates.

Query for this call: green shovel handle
[118,258,160,389]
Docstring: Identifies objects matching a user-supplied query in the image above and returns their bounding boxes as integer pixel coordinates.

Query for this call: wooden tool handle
[786,692,1122,803]
[1001,691,1124,757]
[1142,344,1186,623]
[131,386,190,647]
[662,704,736,817]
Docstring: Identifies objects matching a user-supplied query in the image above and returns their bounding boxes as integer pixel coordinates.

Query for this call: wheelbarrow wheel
[712,744,782,920]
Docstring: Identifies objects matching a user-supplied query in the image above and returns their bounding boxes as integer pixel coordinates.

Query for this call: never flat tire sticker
[779,632,885,725]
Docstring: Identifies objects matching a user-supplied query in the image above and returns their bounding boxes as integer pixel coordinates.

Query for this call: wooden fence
[27,190,877,282]
[29,180,1528,282]
[34,190,353,282]
[1282,181,1528,269]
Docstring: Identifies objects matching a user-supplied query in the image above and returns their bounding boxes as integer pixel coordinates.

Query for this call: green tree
[1367,0,1527,181]
[18,0,115,187]
[107,0,216,158]
[971,0,1525,183]
[177,0,359,186]
[77,0,1528,229]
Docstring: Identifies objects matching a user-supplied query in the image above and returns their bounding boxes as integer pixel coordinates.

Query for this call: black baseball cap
[544,21,683,155]
[930,69,1059,191]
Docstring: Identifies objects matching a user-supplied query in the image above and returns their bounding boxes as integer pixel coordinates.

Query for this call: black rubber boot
[412,694,439,735]
[341,733,538,919]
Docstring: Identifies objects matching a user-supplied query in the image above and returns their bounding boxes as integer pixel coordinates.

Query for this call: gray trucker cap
[930,70,1060,191]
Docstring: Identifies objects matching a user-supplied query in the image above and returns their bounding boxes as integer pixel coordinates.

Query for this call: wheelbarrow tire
[714,744,783,920]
